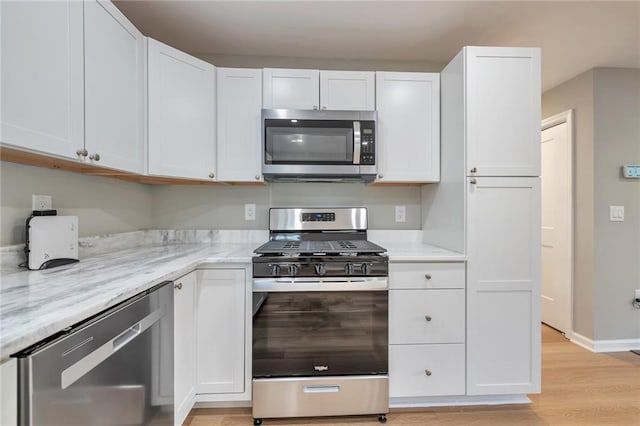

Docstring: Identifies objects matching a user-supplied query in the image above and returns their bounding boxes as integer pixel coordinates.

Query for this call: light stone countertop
[0,230,465,362]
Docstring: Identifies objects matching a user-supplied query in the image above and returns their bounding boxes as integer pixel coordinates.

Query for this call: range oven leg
[253,418,263,425]
[378,414,387,423]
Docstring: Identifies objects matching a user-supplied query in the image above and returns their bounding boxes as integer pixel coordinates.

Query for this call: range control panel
[302,212,336,222]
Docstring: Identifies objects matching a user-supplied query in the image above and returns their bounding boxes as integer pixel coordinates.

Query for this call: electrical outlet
[395,205,406,223]
[244,204,256,221]
[32,195,52,211]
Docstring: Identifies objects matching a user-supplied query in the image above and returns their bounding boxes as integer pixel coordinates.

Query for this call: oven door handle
[252,277,388,292]
[353,121,361,165]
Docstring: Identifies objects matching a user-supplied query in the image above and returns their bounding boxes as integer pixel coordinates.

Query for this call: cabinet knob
[424,273,432,280]
[425,315,432,322]
[313,105,318,110]
[470,178,477,185]
[378,173,384,179]
[470,167,477,173]
[425,369,432,376]
[209,172,215,179]
[321,106,327,110]
[255,175,261,180]
[89,153,100,161]
[76,148,88,157]
[174,282,183,290]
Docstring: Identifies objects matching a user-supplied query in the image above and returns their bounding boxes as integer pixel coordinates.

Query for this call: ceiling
[114,0,640,92]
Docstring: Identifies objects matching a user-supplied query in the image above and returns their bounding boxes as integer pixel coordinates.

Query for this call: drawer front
[389,344,465,397]
[390,289,465,344]
[389,262,465,289]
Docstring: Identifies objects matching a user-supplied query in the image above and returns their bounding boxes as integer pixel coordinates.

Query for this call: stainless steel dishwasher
[15,281,174,426]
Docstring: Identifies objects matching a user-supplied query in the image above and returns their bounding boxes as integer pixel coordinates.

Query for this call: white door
[541,121,572,333]
[84,0,146,173]
[466,177,541,395]
[262,68,319,109]
[216,68,263,182]
[148,38,216,180]
[320,71,375,111]
[1,1,83,159]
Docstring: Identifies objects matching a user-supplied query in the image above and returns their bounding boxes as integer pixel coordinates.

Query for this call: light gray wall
[0,161,153,246]
[542,69,596,340]
[197,53,444,73]
[592,68,640,340]
[542,67,640,342]
[151,182,422,230]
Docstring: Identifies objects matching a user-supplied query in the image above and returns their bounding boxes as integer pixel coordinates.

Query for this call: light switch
[609,205,624,222]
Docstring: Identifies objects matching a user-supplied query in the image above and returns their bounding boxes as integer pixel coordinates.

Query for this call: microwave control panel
[360,121,376,165]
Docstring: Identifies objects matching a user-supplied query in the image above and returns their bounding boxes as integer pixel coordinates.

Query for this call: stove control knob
[361,263,373,275]
[344,263,355,275]
[314,263,326,276]
[270,264,281,277]
[288,264,299,276]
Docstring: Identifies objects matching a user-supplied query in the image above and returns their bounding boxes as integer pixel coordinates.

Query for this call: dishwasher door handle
[60,307,164,389]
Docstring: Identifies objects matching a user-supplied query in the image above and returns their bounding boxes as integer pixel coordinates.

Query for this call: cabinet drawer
[389,344,465,398]
[389,262,465,289]
[390,289,464,344]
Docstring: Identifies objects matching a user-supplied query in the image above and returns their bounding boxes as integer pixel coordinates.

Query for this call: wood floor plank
[184,325,640,425]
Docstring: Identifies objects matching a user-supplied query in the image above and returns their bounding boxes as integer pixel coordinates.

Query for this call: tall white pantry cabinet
[423,46,541,397]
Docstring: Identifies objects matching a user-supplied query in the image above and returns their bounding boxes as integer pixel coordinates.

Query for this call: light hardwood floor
[184,325,640,425]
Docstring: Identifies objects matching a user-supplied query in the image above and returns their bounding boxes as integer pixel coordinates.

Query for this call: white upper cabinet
[375,72,440,183]
[84,0,146,173]
[465,47,541,177]
[0,1,84,159]
[263,68,375,111]
[217,68,263,182]
[263,68,319,109]
[319,71,375,110]
[147,38,216,181]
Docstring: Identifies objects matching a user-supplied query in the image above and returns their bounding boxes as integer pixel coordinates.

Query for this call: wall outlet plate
[395,205,406,223]
[244,204,256,221]
[32,195,52,211]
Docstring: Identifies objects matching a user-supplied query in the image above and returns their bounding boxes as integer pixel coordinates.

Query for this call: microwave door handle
[353,121,361,165]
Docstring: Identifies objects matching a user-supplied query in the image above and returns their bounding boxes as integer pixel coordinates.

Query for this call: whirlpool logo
[314,365,329,372]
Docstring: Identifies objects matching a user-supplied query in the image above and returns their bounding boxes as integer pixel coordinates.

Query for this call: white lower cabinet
[195,269,246,395]
[389,344,465,397]
[174,272,197,426]
[389,262,466,399]
[0,358,17,426]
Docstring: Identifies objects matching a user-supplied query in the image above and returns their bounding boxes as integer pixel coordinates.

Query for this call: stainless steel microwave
[262,109,377,182]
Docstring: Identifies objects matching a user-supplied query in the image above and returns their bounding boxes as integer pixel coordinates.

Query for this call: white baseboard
[571,332,640,352]
[390,394,530,408]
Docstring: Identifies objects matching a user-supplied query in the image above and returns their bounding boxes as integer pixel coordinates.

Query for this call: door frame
[541,109,574,339]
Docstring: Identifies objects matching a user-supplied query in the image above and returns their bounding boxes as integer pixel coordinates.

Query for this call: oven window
[252,291,388,378]
[265,127,354,164]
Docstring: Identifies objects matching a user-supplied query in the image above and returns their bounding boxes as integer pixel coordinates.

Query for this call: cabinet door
[1,1,83,159]
[0,358,17,426]
[216,68,263,182]
[466,47,541,177]
[262,68,319,109]
[375,72,440,182]
[466,177,541,395]
[320,71,375,111]
[84,0,146,173]
[389,289,465,344]
[196,269,246,394]
[148,39,216,181]
[174,272,197,426]
[389,344,465,398]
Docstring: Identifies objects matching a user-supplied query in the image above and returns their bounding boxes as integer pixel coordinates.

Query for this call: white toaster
[26,216,79,270]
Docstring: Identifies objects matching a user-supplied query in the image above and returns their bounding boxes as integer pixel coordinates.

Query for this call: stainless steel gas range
[251,207,389,425]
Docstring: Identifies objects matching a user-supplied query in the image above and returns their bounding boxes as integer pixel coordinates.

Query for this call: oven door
[252,278,388,379]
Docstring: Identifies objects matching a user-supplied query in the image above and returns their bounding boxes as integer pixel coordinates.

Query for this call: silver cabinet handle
[378,173,384,179]
[174,282,183,290]
[76,148,88,157]
[255,175,261,180]
[425,369,432,376]
[424,273,432,280]
[313,105,318,110]
[470,167,477,173]
[89,153,100,161]
[470,178,477,184]
[209,172,215,179]
[425,315,432,322]
[321,106,327,110]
